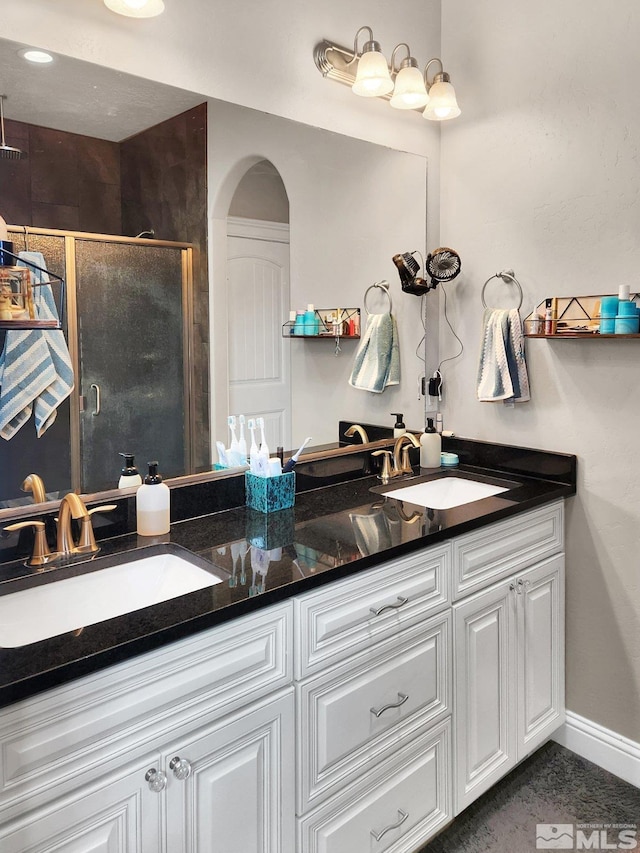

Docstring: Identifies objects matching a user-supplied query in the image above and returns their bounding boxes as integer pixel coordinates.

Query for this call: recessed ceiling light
[20,49,54,64]
[104,0,165,17]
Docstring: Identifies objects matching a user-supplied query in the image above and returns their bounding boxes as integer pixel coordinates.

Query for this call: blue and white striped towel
[0,252,74,439]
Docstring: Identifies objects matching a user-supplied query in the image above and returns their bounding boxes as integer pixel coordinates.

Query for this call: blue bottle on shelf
[292,309,306,336]
[303,304,319,336]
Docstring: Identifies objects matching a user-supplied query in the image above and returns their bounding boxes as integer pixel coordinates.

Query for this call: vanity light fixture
[103,0,165,18]
[314,27,461,121]
[19,49,54,64]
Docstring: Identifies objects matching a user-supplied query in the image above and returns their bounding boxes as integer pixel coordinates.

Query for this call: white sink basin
[384,476,509,510]
[0,552,223,648]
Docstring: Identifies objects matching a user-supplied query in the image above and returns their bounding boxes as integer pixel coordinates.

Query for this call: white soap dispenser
[136,461,170,536]
[118,452,142,489]
[391,413,406,438]
[420,418,442,468]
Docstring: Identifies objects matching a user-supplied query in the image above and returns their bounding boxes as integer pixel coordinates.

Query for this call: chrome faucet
[344,424,370,444]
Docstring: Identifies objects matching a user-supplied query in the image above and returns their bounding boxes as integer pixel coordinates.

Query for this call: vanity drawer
[296,612,451,813]
[453,500,564,600]
[0,602,292,816]
[294,542,450,679]
[298,718,451,853]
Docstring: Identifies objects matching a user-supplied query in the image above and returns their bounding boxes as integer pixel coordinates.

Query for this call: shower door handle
[90,383,101,416]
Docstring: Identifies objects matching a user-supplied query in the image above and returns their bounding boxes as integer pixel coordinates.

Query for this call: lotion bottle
[420,418,442,468]
[118,452,142,488]
[136,461,170,536]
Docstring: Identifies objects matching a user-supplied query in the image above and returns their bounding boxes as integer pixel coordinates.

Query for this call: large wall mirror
[0,36,429,512]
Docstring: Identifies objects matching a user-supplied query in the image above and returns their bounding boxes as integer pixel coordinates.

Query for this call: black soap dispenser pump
[118,452,142,488]
[391,413,406,438]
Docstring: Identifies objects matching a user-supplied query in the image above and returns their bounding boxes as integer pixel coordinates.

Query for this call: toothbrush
[216,441,228,467]
[228,415,241,465]
[238,414,247,463]
[248,418,259,462]
[257,416,270,460]
[283,436,312,472]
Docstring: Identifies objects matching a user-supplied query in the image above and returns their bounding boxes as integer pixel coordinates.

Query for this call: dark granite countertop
[0,439,576,709]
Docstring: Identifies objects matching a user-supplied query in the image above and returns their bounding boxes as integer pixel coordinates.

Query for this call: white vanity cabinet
[0,497,567,853]
[293,545,454,852]
[0,602,296,853]
[452,502,565,815]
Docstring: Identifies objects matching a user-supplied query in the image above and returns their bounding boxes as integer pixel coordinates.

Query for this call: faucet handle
[77,504,117,553]
[2,520,54,568]
[372,450,393,484]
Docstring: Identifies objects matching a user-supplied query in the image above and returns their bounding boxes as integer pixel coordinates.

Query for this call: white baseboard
[553,711,640,788]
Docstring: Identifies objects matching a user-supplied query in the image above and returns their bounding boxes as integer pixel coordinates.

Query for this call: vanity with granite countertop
[0,437,575,853]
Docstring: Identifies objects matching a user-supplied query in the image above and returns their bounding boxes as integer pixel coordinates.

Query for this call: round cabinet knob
[169,756,192,780]
[145,768,168,792]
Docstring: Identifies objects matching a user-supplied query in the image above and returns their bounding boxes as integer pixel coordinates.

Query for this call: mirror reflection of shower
[225,160,291,452]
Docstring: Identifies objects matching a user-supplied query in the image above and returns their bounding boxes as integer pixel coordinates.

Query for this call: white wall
[441,0,640,742]
[207,101,431,444]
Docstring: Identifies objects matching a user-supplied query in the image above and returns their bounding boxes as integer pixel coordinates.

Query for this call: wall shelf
[524,294,640,339]
[282,307,360,339]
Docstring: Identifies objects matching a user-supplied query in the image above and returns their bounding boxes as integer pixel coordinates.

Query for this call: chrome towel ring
[481,269,523,310]
[364,280,393,315]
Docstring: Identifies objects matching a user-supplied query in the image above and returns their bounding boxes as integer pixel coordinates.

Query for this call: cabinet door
[517,555,565,760]
[164,690,295,853]
[453,580,517,815]
[0,759,161,853]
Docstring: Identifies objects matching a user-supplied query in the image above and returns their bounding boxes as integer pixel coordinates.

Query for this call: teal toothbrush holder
[245,471,295,513]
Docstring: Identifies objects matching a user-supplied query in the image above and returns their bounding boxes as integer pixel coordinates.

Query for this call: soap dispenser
[420,418,442,468]
[391,413,406,438]
[136,461,170,536]
[118,452,142,488]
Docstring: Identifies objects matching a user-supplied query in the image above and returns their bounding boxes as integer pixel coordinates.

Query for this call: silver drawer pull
[370,809,409,842]
[370,692,409,718]
[369,596,409,617]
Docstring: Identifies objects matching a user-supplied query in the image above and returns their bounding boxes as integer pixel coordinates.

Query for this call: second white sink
[0,551,223,648]
[384,476,509,510]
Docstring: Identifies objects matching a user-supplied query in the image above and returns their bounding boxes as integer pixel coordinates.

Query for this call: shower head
[0,96,24,160]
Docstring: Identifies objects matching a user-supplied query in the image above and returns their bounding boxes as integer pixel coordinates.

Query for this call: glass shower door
[75,239,189,493]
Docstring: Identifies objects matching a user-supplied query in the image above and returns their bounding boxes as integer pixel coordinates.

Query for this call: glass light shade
[104,0,165,17]
[423,80,461,121]
[390,65,429,109]
[352,49,393,97]
[20,50,54,64]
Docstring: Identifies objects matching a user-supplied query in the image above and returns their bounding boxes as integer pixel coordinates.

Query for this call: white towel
[349,312,400,393]
[0,252,74,439]
[477,308,530,404]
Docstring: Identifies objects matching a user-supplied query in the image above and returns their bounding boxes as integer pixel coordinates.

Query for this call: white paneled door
[227,219,291,452]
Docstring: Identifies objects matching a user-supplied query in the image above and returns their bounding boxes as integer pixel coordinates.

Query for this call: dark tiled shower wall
[1,120,122,234]
[1,105,210,472]
[120,104,209,471]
